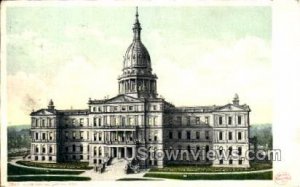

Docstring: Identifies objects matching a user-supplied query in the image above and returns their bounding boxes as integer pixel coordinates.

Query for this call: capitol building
[30,8,251,169]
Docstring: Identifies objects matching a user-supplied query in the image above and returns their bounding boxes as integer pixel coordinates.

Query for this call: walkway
[79,158,148,180]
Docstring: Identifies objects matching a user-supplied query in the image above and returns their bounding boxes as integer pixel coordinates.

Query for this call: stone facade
[30,8,250,169]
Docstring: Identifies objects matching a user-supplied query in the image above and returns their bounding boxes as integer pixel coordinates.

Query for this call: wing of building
[30,8,251,169]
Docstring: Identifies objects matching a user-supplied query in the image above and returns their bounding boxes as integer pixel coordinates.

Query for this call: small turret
[48,99,55,110]
[233,94,239,106]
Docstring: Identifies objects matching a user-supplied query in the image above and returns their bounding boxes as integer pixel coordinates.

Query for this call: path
[79,158,148,180]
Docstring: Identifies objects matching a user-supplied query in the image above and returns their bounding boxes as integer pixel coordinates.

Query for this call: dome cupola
[118,7,158,99]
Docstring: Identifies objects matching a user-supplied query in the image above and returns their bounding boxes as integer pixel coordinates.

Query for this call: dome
[123,40,151,69]
[122,7,151,70]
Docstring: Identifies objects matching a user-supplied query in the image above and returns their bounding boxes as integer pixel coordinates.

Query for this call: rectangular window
[186,117,190,126]
[219,116,223,125]
[196,117,200,125]
[80,131,84,140]
[196,131,200,139]
[42,133,46,140]
[239,159,243,165]
[238,116,242,125]
[153,105,157,110]
[178,131,182,139]
[49,132,53,140]
[229,159,233,165]
[177,116,182,125]
[238,132,242,140]
[228,132,232,140]
[205,116,209,125]
[129,106,133,111]
[169,131,173,139]
[186,131,191,140]
[72,119,76,125]
[121,106,126,111]
[205,131,209,140]
[219,132,223,140]
[103,116,107,125]
[153,117,157,126]
[228,116,232,125]
[35,133,38,140]
[72,131,76,140]
[93,118,97,126]
[79,118,84,126]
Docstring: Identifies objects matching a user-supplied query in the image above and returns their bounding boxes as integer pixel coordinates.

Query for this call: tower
[118,7,158,98]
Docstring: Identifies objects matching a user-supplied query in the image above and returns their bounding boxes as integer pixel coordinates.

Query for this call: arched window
[42,146,46,153]
[35,146,39,153]
[49,146,53,153]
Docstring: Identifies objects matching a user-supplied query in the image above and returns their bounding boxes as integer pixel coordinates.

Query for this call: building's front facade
[30,8,251,169]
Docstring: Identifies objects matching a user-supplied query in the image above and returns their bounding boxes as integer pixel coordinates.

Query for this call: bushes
[17,161,93,170]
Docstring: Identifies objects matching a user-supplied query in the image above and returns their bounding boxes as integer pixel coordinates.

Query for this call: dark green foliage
[17,160,93,170]
[7,125,31,156]
[7,163,84,175]
[144,171,273,180]
[250,124,272,149]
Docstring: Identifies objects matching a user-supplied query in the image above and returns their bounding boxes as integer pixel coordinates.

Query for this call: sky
[5,6,272,125]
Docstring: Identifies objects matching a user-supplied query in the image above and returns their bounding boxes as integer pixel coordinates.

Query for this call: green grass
[150,162,272,173]
[117,178,162,181]
[144,171,273,180]
[8,163,84,175]
[17,160,93,170]
[8,176,91,182]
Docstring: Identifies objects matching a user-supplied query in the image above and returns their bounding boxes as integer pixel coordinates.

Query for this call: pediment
[105,95,142,103]
[217,104,246,112]
[31,109,55,116]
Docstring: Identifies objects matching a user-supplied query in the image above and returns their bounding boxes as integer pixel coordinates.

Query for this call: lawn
[8,176,91,181]
[8,163,84,175]
[144,171,273,180]
[150,162,272,173]
[17,160,93,170]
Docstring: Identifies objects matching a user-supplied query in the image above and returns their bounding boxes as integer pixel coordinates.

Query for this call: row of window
[167,116,210,126]
[91,104,159,113]
[33,132,54,141]
[65,145,84,153]
[34,156,53,161]
[32,118,55,127]
[63,115,158,127]
[34,146,54,154]
[218,115,243,125]
[218,131,244,141]
[168,130,210,140]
